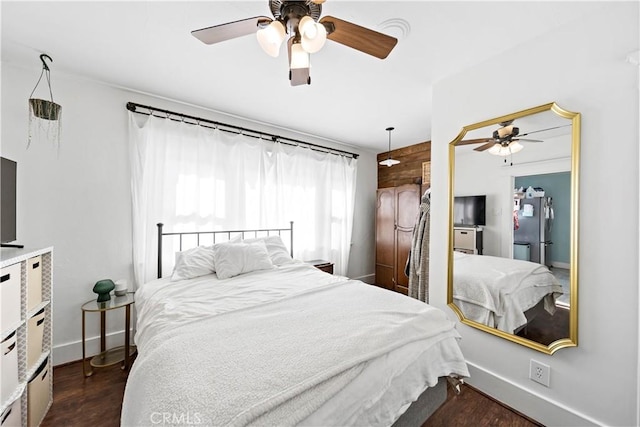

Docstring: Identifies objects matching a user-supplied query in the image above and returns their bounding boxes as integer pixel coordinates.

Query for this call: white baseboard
[552,261,570,269]
[466,362,602,426]
[52,329,129,366]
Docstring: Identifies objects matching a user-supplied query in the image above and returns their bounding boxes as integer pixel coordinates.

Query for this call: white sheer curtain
[129,113,357,286]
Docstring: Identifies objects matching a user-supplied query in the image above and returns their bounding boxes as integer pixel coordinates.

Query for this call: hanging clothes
[407,189,431,303]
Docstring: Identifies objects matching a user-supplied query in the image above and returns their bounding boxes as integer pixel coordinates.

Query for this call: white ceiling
[1,1,605,153]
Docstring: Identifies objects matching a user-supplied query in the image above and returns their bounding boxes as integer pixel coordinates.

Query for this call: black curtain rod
[126,102,359,159]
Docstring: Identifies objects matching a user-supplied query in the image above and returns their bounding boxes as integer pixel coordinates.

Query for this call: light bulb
[488,143,502,155]
[290,43,310,69]
[299,16,317,39]
[488,141,524,156]
[508,141,524,154]
[256,21,286,57]
[300,20,327,53]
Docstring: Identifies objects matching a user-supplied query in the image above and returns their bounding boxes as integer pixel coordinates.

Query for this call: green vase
[93,279,115,302]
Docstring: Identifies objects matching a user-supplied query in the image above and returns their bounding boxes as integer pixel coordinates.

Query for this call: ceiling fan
[457,120,547,156]
[191,0,398,86]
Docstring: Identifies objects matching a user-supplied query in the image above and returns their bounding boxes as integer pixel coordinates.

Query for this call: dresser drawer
[27,255,43,312]
[27,308,46,371]
[1,263,21,331]
[454,229,475,250]
[1,331,19,404]
[1,397,22,427]
[28,358,50,427]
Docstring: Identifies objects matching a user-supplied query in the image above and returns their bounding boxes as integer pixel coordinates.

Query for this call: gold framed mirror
[447,102,580,354]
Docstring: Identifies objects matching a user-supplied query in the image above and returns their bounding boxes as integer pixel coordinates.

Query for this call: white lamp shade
[299,17,327,53]
[487,143,502,155]
[290,43,310,69]
[379,158,400,167]
[257,21,286,57]
[299,16,317,38]
[508,141,524,154]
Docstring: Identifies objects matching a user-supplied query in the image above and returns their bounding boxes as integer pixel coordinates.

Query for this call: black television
[453,195,486,226]
[1,157,18,245]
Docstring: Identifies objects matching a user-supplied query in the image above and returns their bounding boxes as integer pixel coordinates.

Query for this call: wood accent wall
[377,141,431,189]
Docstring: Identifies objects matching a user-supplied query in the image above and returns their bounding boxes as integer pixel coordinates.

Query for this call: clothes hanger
[423,187,431,200]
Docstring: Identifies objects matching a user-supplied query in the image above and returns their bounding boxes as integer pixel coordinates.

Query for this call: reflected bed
[453,251,563,334]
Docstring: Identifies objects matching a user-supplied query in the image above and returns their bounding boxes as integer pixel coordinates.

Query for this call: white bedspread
[122,263,468,426]
[452,252,563,333]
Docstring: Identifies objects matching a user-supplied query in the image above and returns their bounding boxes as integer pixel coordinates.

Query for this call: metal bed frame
[156,221,293,279]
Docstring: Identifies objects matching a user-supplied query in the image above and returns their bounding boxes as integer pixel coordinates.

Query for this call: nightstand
[81,292,136,377]
[306,259,334,274]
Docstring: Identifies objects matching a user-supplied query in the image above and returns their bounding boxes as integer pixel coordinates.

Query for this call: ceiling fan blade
[457,138,494,146]
[517,124,571,138]
[192,16,271,45]
[518,138,544,143]
[474,141,498,152]
[320,16,397,59]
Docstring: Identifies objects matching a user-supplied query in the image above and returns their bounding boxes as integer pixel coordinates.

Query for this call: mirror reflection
[447,103,579,354]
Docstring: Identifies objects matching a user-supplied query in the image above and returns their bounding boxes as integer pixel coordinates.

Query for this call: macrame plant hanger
[28,54,62,149]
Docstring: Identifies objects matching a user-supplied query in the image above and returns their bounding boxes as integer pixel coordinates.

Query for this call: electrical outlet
[529,359,551,387]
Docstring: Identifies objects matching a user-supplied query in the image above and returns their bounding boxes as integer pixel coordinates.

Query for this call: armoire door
[375,187,395,290]
[375,184,420,293]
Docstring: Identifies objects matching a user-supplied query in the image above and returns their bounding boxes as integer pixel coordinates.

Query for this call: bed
[120,224,469,426]
[452,251,563,334]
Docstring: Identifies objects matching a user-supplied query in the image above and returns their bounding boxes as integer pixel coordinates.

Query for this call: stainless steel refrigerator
[514,196,553,266]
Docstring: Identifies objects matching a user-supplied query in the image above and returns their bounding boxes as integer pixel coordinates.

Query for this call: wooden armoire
[375,184,420,295]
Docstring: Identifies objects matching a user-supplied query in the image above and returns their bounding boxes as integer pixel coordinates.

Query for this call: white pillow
[170,235,241,281]
[213,241,274,279]
[171,245,215,281]
[243,235,295,266]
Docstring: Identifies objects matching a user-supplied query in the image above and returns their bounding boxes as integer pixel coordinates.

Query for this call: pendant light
[379,126,400,167]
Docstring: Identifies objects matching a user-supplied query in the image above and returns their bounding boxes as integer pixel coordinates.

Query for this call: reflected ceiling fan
[191,0,398,86]
[457,120,554,157]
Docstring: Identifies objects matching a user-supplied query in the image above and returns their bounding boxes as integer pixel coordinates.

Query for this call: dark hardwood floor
[424,383,542,427]
[516,306,570,345]
[42,358,541,427]
[40,359,132,427]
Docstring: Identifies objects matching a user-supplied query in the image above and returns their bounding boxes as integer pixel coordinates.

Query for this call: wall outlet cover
[530,359,551,387]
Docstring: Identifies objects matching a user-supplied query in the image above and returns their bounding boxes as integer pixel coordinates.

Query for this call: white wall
[430,3,639,426]
[1,63,378,365]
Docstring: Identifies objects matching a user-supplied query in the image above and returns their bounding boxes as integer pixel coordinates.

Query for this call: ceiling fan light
[488,141,524,157]
[508,141,524,154]
[256,20,286,57]
[487,143,503,155]
[301,21,327,53]
[299,16,317,39]
[290,43,310,69]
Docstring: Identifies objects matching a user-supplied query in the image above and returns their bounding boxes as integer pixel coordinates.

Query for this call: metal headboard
[156,221,294,279]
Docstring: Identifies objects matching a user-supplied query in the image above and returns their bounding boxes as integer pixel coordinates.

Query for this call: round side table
[81,292,136,377]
